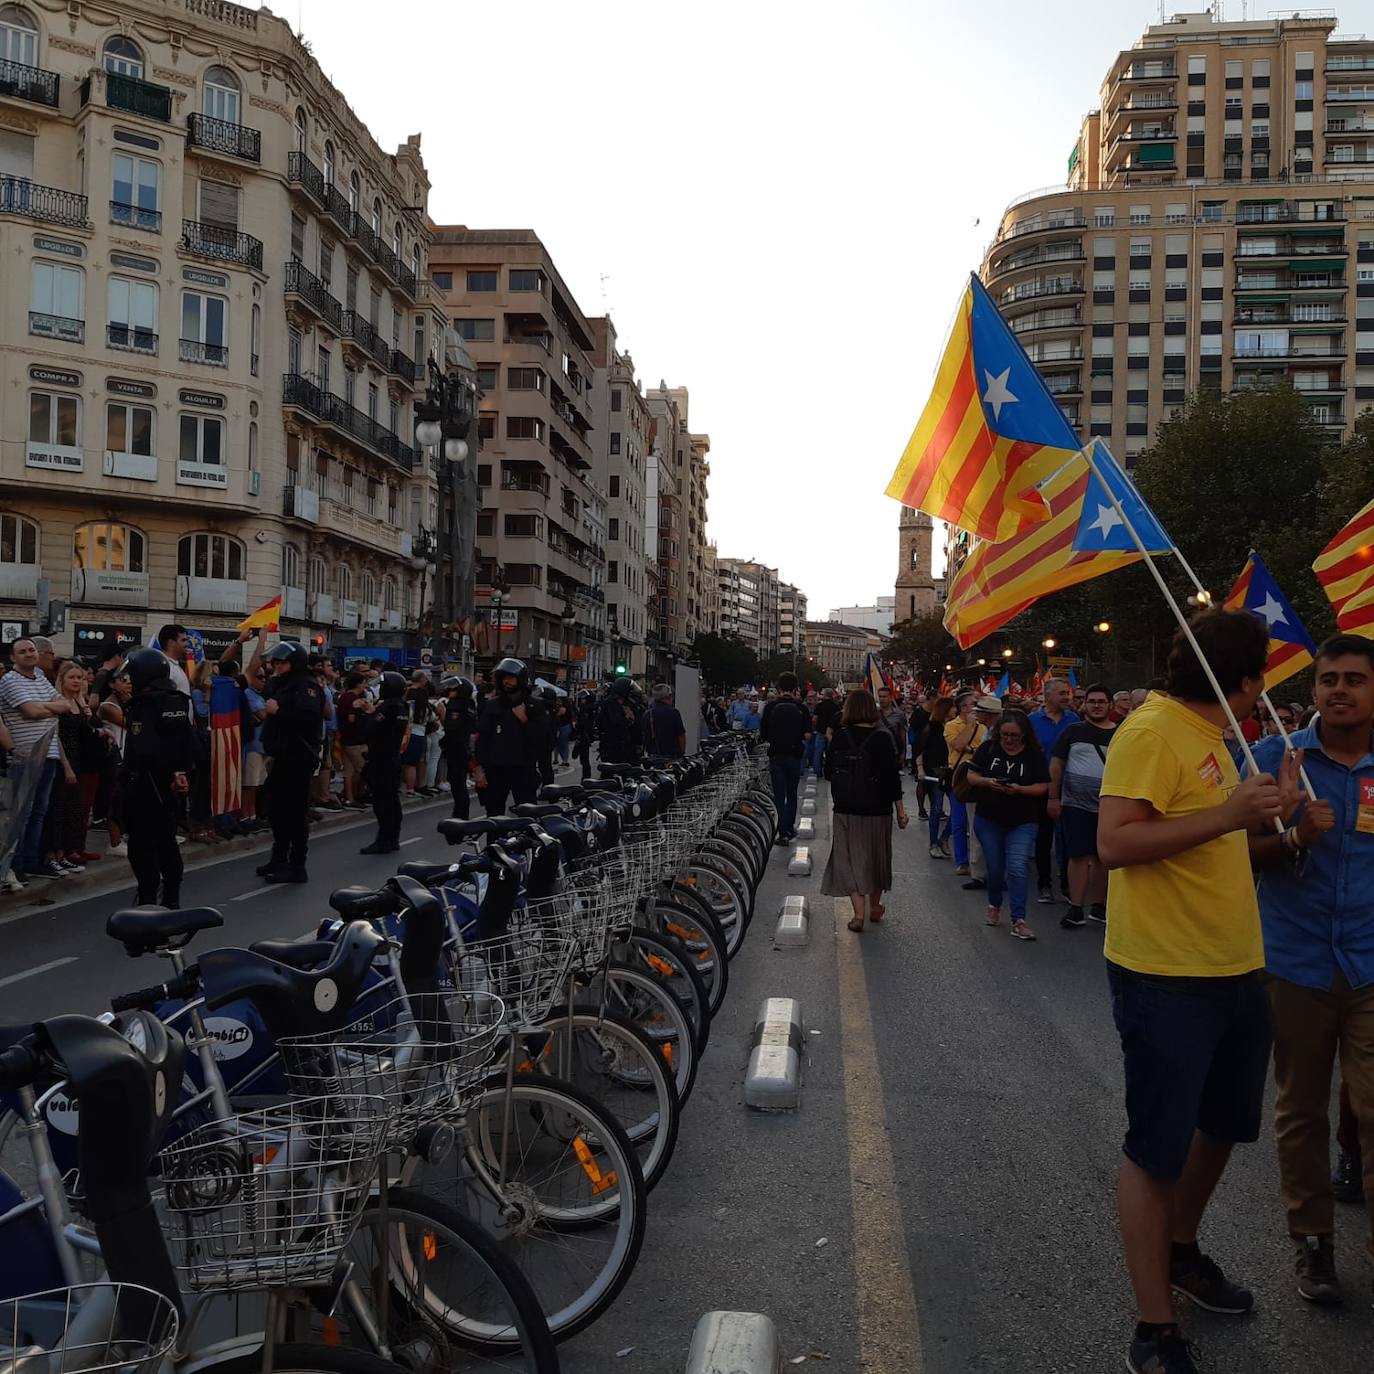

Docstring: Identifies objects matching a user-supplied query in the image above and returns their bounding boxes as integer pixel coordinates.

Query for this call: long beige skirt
[820,812,893,897]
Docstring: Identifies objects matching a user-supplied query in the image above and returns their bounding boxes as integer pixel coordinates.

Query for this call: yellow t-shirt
[1100,692,1263,978]
[944,717,986,760]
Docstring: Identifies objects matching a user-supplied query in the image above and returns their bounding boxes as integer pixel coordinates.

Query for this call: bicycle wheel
[679,861,750,960]
[342,1188,559,1370]
[698,834,760,906]
[532,1007,680,1191]
[650,893,728,1016]
[403,1075,646,1343]
[600,954,702,1102]
[620,926,710,1057]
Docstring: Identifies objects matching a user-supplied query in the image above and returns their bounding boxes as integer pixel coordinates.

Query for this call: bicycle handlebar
[109,969,199,1014]
[0,1036,43,1090]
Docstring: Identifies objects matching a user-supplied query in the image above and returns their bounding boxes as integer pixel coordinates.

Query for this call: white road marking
[0,957,78,989]
[399,837,423,847]
[230,888,262,902]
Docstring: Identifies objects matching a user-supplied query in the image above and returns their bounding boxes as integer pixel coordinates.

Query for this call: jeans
[1036,814,1066,892]
[556,723,573,764]
[926,783,950,846]
[973,817,1038,919]
[769,755,802,837]
[804,733,826,775]
[949,793,970,867]
[6,755,57,875]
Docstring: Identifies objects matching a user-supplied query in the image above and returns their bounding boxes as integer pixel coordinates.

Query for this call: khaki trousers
[1266,971,1374,1258]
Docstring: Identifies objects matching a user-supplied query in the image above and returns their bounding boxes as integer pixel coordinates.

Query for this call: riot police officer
[119,647,193,907]
[256,640,324,883]
[574,688,597,782]
[440,676,477,820]
[360,670,408,853]
[472,658,546,815]
[596,677,645,765]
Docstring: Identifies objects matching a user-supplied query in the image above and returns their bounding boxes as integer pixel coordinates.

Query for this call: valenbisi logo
[44,1091,79,1136]
[202,1017,254,1062]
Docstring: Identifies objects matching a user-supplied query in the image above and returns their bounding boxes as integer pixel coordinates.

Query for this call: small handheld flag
[1313,495,1374,637]
[237,593,282,633]
[995,670,1010,696]
[1224,551,1317,689]
[863,653,893,700]
[1072,440,1173,555]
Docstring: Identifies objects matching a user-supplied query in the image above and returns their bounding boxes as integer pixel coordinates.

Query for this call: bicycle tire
[599,959,700,1104]
[696,837,759,913]
[402,1075,646,1343]
[622,927,711,1056]
[680,861,750,960]
[343,1187,560,1369]
[534,1007,680,1191]
[717,812,769,868]
[651,893,729,1016]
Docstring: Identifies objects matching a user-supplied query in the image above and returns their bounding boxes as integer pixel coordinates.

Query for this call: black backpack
[828,728,881,811]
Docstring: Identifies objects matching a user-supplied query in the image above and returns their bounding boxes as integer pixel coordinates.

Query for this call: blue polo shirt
[1250,722,1374,991]
[1028,707,1080,757]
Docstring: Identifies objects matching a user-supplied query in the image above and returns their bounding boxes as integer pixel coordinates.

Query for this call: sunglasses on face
[999,730,1024,741]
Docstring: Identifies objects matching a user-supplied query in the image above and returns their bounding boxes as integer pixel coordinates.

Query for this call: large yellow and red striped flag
[1313,495,1374,637]
[942,460,1144,648]
[886,274,1084,542]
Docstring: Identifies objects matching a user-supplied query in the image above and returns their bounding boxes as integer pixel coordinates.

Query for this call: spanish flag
[1224,552,1316,690]
[886,274,1083,543]
[236,593,282,633]
[1313,495,1374,637]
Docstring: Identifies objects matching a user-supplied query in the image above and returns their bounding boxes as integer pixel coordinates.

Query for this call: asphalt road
[1,779,1370,1372]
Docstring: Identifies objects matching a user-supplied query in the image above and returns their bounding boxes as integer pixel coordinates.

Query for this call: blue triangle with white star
[1072,440,1173,554]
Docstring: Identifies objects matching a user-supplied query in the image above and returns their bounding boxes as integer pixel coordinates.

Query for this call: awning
[1291,259,1346,271]
[1138,142,1176,164]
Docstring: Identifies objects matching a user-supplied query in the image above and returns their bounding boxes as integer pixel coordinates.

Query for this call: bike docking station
[686,1310,782,1374]
[744,996,803,1111]
[773,894,810,948]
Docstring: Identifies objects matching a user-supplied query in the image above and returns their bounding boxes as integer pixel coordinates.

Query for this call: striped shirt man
[0,664,60,760]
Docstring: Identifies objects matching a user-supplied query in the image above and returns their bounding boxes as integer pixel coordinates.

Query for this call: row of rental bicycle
[0,733,782,1374]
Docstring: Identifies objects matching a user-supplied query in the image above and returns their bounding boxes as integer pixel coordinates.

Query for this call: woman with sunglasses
[966,707,1050,940]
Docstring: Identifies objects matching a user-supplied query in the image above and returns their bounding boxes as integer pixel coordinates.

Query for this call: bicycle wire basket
[157,1093,387,1292]
[276,992,506,1153]
[448,901,579,1030]
[0,1284,178,1374]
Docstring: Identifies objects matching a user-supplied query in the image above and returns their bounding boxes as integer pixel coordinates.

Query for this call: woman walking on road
[920,695,955,858]
[822,689,908,933]
[966,707,1049,941]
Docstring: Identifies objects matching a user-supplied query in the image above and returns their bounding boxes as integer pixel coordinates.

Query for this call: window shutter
[199,178,239,230]
[0,130,34,179]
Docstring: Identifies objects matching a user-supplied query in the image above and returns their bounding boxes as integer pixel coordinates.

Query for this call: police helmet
[123,646,170,693]
[493,657,528,690]
[577,689,595,706]
[268,640,308,671]
[610,677,634,699]
[379,671,407,701]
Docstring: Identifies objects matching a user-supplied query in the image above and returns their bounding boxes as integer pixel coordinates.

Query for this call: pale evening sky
[298,0,1203,617]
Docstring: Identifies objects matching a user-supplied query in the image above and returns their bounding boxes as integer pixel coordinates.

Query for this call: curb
[744,996,803,1111]
[685,1311,781,1373]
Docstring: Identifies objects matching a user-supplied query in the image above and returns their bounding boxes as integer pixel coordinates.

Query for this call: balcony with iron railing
[339,310,391,371]
[286,150,327,205]
[187,112,260,162]
[281,372,416,471]
[0,177,87,227]
[1000,278,1083,304]
[371,241,417,299]
[111,200,161,233]
[990,245,1086,276]
[283,259,343,332]
[80,71,172,122]
[1234,307,1344,325]
[348,212,383,263]
[324,183,352,233]
[180,219,263,270]
[179,338,228,367]
[28,312,83,343]
[0,56,59,108]
[388,347,418,383]
[107,323,157,355]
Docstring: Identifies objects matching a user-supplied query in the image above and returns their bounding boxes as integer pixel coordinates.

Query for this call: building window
[1295,80,1313,100]
[178,531,243,581]
[338,564,352,601]
[510,269,543,292]
[348,169,359,214]
[0,512,38,576]
[111,153,160,231]
[466,270,497,292]
[30,260,82,337]
[102,35,143,77]
[506,416,544,441]
[371,197,382,237]
[30,388,79,451]
[105,399,153,457]
[74,522,145,576]
[107,276,158,353]
[607,561,618,584]
[609,474,620,497]
[475,364,497,391]
[202,64,239,123]
[178,413,223,467]
[282,542,302,589]
[0,6,37,66]
[362,571,376,608]
[609,518,620,540]
[383,575,398,614]
[508,367,543,390]
[293,105,307,151]
[432,271,453,290]
[392,222,402,259]
[610,432,621,454]
[250,303,260,376]
[367,382,379,422]
[323,139,335,188]
[455,318,494,341]
[180,290,228,366]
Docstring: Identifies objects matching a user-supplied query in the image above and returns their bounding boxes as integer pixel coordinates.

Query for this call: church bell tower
[894,505,935,624]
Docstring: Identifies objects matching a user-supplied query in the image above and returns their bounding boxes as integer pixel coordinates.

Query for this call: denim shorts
[1060,805,1099,859]
[1106,960,1272,1180]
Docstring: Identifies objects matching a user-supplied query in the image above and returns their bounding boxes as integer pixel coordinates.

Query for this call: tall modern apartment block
[982,7,1374,476]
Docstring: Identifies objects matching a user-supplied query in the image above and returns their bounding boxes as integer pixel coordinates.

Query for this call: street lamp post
[560,597,577,688]
[414,327,479,676]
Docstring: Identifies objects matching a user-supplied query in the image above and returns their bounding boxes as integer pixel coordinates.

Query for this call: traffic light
[614,661,628,676]
[311,634,325,648]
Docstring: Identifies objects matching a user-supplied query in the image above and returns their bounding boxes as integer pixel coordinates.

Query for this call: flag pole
[1079,445,1285,831]
[1167,543,1317,801]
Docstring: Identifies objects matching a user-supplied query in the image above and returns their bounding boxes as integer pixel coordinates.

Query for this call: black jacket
[760,696,811,759]
[475,691,547,769]
[825,725,902,817]
[597,694,644,761]
[262,669,325,768]
[122,680,194,784]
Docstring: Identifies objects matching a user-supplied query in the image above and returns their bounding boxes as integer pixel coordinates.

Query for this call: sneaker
[961,878,987,890]
[1061,906,1087,929]
[773,835,789,848]
[1088,904,1107,925]
[1169,1249,1254,1314]
[32,861,67,879]
[57,859,85,874]
[1037,886,1054,904]
[939,838,952,857]
[1,872,27,894]
[1332,1150,1364,1204]
[954,864,970,876]
[1294,1235,1343,1305]
[1010,919,1037,941]
[1128,1327,1200,1374]
[105,841,127,858]
[929,843,948,859]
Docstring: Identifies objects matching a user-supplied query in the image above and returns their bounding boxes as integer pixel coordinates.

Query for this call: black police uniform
[574,696,597,781]
[442,697,476,819]
[474,690,546,815]
[121,679,194,906]
[596,689,644,765]
[364,698,408,848]
[261,668,324,876]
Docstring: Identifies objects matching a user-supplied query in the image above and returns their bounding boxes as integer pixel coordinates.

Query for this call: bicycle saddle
[484,817,541,837]
[328,885,401,920]
[438,817,499,843]
[247,938,336,969]
[510,802,563,819]
[396,859,458,885]
[106,905,225,956]
[539,784,586,801]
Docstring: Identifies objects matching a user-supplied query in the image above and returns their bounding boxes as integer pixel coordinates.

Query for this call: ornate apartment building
[0,0,445,660]
[983,8,1374,471]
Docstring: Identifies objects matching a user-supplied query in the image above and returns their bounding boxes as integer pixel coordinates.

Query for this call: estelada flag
[1224,551,1316,691]
[210,673,242,819]
[886,274,1083,542]
[237,593,281,632]
[863,653,892,700]
[1314,495,1374,637]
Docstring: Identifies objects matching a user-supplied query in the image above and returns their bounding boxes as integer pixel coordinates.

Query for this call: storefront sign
[183,268,228,289]
[73,623,142,664]
[110,252,158,274]
[495,610,518,630]
[1,621,29,645]
[30,365,81,388]
[176,461,228,488]
[70,568,149,609]
[33,235,83,258]
[26,443,83,472]
[108,377,156,399]
[179,389,225,410]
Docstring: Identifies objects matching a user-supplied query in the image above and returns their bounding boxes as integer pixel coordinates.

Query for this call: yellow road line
[836,897,924,1373]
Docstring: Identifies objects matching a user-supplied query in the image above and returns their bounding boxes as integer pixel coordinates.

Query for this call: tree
[691,633,759,693]
[886,610,958,678]
[757,652,836,691]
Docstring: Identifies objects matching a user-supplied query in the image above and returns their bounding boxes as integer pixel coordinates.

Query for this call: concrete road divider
[787,846,812,876]
[744,997,803,1110]
[800,797,816,815]
[686,1310,781,1373]
[774,895,809,948]
[795,817,815,840]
